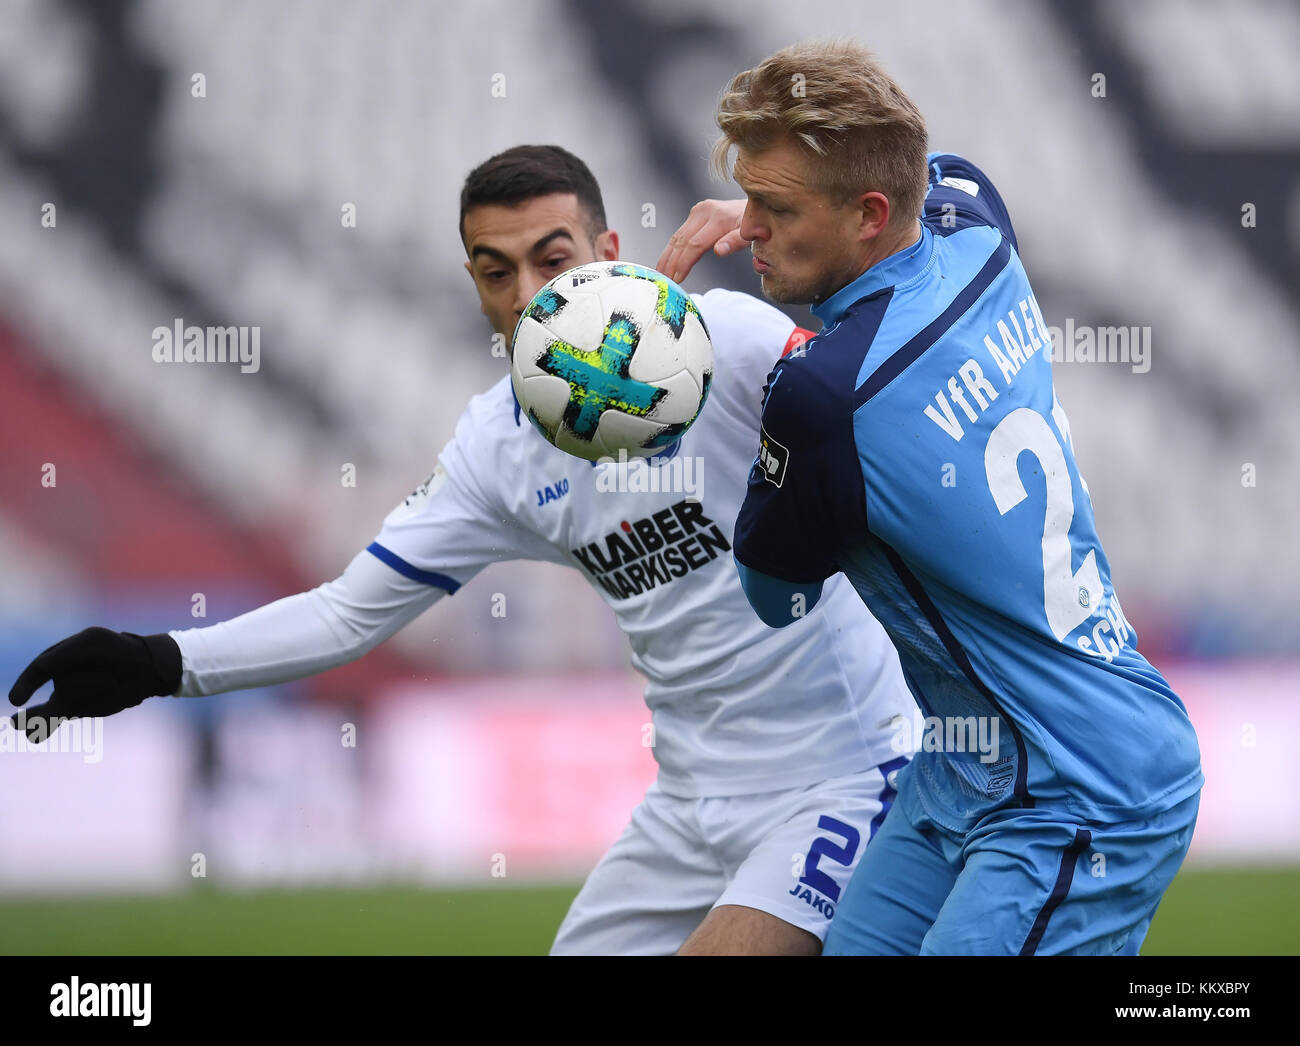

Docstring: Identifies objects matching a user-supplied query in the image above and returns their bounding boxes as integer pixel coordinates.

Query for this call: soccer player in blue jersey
[662,40,1203,955]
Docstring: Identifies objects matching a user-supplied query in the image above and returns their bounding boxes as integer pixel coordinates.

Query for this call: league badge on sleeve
[939,175,980,197]
[757,427,789,487]
[398,463,448,515]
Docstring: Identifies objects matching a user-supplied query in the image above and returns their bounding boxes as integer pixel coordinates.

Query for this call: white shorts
[549,760,905,955]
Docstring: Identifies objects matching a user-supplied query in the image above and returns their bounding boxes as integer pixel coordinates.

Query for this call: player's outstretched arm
[655,199,748,284]
[8,548,446,738]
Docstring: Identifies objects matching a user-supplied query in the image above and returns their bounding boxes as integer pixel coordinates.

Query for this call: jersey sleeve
[171,548,445,696]
[732,356,865,586]
[367,392,564,588]
[923,152,1018,251]
[734,560,825,629]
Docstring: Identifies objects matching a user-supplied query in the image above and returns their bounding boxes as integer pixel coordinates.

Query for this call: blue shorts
[824,769,1200,956]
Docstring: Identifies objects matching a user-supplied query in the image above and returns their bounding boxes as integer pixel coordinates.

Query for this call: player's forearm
[170,588,364,696]
[169,549,444,696]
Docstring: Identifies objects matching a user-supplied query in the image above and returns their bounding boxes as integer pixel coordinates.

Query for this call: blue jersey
[734,154,1202,834]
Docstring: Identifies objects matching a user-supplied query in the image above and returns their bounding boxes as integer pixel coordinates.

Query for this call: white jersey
[369,289,913,796]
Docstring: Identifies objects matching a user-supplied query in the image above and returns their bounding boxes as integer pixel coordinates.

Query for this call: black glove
[8,627,182,741]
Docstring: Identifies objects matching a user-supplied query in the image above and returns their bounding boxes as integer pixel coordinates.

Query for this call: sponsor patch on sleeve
[757,427,789,487]
[397,462,448,515]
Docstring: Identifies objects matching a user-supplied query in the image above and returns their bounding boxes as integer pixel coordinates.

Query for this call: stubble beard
[758,270,815,307]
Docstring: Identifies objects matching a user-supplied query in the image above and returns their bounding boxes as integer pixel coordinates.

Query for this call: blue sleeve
[923,152,1018,251]
[735,560,824,629]
[733,355,865,589]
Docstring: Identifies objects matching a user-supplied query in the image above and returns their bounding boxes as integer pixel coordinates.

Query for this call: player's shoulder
[758,334,858,449]
[429,373,579,512]
[456,374,538,440]
[692,287,792,338]
[445,373,551,470]
[692,288,809,362]
[778,299,877,397]
[458,373,516,425]
[923,151,1018,250]
[690,288,807,412]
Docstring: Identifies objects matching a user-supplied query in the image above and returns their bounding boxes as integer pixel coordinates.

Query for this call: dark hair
[459,145,608,243]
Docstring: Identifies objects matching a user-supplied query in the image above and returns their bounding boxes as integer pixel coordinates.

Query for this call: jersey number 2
[983,407,1102,642]
[799,816,861,903]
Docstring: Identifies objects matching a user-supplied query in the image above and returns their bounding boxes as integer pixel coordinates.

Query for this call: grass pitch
[0,865,1295,955]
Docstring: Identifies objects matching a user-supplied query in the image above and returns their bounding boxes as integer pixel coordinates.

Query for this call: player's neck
[859,220,922,276]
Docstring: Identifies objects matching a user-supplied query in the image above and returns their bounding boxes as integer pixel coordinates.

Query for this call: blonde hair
[713,40,929,227]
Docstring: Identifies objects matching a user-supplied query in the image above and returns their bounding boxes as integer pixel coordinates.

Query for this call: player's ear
[595,229,619,261]
[858,192,891,242]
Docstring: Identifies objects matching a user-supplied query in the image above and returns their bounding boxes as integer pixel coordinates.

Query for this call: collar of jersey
[811,223,932,327]
[646,439,681,462]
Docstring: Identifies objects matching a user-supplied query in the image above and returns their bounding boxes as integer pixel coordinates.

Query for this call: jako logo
[535,477,570,506]
[50,978,151,1026]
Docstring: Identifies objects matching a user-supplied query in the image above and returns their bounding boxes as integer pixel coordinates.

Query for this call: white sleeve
[169,549,444,697]
[170,384,568,698]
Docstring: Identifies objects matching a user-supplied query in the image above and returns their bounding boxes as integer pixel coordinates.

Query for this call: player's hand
[656,199,749,284]
[8,627,182,740]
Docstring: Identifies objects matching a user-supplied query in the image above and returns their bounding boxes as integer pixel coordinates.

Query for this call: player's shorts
[549,756,909,956]
[823,763,1201,956]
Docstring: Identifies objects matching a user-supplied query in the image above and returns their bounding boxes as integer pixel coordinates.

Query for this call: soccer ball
[510,261,713,462]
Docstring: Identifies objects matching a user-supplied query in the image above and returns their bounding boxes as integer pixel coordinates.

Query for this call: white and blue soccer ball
[510,261,713,462]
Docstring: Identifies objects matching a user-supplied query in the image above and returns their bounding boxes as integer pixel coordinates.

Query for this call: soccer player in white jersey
[9,145,915,956]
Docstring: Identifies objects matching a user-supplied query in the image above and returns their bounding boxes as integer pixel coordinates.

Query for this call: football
[510,261,713,461]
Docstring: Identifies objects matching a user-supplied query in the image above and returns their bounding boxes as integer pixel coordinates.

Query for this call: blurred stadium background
[0,0,1297,954]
